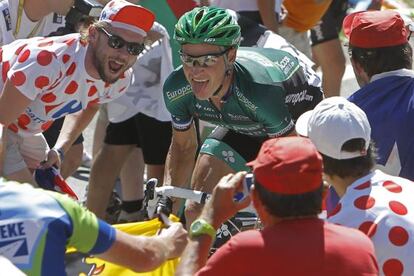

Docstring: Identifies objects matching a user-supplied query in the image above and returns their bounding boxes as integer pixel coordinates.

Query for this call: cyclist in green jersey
[161,7,323,223]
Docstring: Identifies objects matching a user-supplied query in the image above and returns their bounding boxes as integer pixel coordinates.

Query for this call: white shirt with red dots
[0,33,132,137]
[328,169,414,276]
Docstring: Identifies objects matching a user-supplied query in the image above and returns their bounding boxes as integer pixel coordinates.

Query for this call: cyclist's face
[181,43,230,100]
[90,25,143,83]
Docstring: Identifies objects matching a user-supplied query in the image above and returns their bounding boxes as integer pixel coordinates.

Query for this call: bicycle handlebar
[145,178,257,219]
[145,178,211,204]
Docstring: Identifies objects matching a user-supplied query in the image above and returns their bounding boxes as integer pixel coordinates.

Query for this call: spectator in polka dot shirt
[296,96,414,276]
[0,0,155,185]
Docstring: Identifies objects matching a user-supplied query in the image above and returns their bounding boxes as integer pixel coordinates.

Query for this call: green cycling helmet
[174,7,241,47]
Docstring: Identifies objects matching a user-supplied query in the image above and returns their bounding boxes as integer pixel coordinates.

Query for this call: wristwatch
[189,219,216,239]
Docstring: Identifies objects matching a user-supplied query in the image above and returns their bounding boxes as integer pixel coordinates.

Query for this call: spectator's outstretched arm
[97,222,188,272]
[27,0,74,20]
[41,103,99,168]
[177,172,251,275]
[257,0,279,33]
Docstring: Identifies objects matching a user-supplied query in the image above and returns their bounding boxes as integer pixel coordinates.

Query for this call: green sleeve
[163,67,195,129]
[47,192,100,252]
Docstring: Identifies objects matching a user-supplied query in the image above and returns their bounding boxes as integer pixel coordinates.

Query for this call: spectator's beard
[92,48,126,84]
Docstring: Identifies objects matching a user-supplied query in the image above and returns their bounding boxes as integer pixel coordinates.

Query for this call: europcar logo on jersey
[166,85,192,101]
[0,220,44,265]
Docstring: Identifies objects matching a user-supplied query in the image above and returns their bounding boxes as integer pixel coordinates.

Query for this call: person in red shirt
[177,136,379,276]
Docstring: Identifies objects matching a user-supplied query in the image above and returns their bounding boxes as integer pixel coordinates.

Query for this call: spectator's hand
[39,148,61,169]
[201,172,251,229]
[158,222,188,259]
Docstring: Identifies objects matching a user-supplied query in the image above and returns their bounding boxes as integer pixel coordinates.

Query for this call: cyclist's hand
[201,172,251,229]
[158,222,188,259]
[156,195,173,217]
[39,148,61,169]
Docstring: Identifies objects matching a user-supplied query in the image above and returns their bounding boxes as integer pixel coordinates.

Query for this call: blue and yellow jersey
[0,180,115,276]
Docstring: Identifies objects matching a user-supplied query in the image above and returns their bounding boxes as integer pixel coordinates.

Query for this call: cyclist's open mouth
[191,79,209,95]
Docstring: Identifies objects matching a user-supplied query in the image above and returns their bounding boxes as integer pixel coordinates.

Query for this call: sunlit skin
[181,43,236,102]
[350,57,370,88]
[85,25,144,83]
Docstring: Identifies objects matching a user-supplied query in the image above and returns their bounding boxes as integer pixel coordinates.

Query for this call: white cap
[295,97,371,160]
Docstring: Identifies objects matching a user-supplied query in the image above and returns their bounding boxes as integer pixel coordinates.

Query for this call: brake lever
[158,211,172,228]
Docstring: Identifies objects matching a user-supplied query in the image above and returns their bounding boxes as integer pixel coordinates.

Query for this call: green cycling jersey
[163,47,322,137]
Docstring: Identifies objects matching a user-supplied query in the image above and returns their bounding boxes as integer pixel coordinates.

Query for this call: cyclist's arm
[51,191,187,273]
[97,222,187,272]
[257,0,279,33]
[162,71,198,191]
[163,122,198,189]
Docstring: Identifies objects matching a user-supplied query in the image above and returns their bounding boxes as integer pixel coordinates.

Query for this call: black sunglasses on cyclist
[98,27,145,56]
[179,48,231,68]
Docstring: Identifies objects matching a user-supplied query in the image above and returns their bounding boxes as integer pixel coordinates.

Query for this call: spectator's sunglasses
[179,48,231,67]
[98,27,145,56]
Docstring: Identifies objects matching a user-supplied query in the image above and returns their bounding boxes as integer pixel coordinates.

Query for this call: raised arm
[177,172,251,275]
[257,0,279,33]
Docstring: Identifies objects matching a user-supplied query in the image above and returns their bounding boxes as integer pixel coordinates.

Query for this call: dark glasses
[98,27,145,56]
[179,48,231,67]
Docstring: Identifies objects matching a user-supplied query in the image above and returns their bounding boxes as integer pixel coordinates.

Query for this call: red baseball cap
[246,137,323,195]
[99,0,155,36]
[343,10,408,48]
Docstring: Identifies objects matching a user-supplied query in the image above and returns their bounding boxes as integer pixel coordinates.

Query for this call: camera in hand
[234,173,254,202]
[48,0,103,36]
